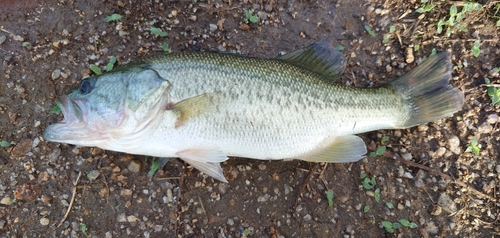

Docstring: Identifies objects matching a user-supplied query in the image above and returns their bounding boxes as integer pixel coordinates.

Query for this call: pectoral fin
[177,147,229,183]
[169,93,218,128]
[300,135,367,163]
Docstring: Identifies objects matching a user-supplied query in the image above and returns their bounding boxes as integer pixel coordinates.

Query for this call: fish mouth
[43,95,90,143]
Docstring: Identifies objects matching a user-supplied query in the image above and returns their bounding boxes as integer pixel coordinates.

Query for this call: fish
[43,41,464,182]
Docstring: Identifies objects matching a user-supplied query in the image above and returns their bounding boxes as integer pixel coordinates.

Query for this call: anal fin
[299,135,367,163]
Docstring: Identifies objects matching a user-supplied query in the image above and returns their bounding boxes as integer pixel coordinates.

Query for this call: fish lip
[43,95,87,142]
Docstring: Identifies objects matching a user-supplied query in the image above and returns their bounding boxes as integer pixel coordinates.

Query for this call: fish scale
[44,41,464,182]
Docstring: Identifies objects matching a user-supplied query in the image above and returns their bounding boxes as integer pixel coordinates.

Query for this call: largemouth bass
[43,41,464,182]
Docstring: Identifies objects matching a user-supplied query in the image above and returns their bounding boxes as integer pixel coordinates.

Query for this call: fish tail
[390,52,464,128]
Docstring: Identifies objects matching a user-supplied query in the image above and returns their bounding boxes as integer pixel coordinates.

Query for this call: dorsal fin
[277,41,346,82]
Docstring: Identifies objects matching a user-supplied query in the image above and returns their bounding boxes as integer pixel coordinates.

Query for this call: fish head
[43,67,170,147]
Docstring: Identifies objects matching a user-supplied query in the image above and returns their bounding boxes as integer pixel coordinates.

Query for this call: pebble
[0,219,5,229]
[477,122,492,134]
[51,69,61,80]
[40,217,50,226]
[13,35,24,41]
[40,194,52,204]
[434,147,446,157]
[401,153,412,160]
[127,215,138,223]
[405,47,414,63]
[438,193,457,213]
[11,139,33,157]
[0,196,11,205]
[303,214,312,222]
[446,136,460,154]
[120,189,133,196]
[209,24,217,32]
[128,160,142,173]
[486,114,499,124]
[117,213,127,222]
[0,35,6,45]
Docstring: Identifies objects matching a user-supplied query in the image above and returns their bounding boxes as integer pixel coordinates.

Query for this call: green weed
[0,140,10,147]
[105,13,122,22]
[465,137,480,155]
[364,25,375,37]
[244,10,259,24]
[485,78,500,106]
[150,27,168,37]
[436,2,482,37]
[416,0,435,13]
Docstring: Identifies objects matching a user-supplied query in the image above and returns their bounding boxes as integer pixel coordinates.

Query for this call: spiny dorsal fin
[277,41,346,82]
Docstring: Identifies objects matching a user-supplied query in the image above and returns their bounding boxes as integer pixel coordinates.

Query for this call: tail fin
[390,52,464,128]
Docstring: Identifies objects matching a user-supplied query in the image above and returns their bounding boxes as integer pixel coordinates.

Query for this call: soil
[1,0,499,237]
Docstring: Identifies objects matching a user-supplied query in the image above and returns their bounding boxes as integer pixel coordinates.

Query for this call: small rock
[218,183,228,194]
[189,15,197,21]
[303,214,312,222]
[40,194,52,204]
[227,218,234,226]
[0,35,6,45]
[486,114,499,124]
[209,24,217,32]
[446,136,460,154]
[128,160,142,173]
[13,35,24,41]
[438,193,457,213]
[11,139,33,157]
[120,189,133,196]
[401,153,412,160]
[117,213,127,222]
[40,217,50,226]
[38,171,50,182]
[239,24,250,31]
[0,219,5,229]
[0,196,11,205]
[477,122,492,134]
[405,47,414,63]
[51,69,61,80]
[127,215,138,223]
[14,183,39,201]
[434,147,446,157]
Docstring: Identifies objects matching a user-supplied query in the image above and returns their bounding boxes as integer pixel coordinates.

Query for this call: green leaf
[326,190,334,206]
[385,202,394,209]
[150,27,161,36]
[436,19,444,33]
[159,31,168,37]
[242,229,251,236]
[472,40,481,57]
[382,34,390,44]
[105,13,122,22]
[80,223,88,236]
[416,8,424,13]
[90,65,102,75]
[106,56,116,71]
[0,140,10,147]
[382,221,394,233]
[364,25,375,37]
[249,15,259,23]
[149,159,161,177]
[363,205,370,213]
[50,105,61,114]
[359,173,367,179]
[450,5,457,16]
[369,151,377,157]
[381,136,389,144]
[423,4,435,12]
[389,25,396,33]
[496,19,500,27]
[162,42,169,52]
[410,222,418,228]
[376,146,386,155]
[392,222,402,229]
[374,188,381,202]
[413,44,420,52]
[493,68,499,73]
[22,42,30,47]
[430,48,437,56]
[399,219,411,227]
[335,45,344,51]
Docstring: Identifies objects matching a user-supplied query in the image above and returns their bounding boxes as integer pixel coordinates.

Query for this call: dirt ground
[1,0,499,237]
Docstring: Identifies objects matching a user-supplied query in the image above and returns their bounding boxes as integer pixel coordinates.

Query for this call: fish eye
[79,77,96,95]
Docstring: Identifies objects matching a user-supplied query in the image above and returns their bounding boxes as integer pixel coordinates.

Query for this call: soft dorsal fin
[277,41,346,82]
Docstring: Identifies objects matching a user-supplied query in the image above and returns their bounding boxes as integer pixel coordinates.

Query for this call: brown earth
[0,0,499,237]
